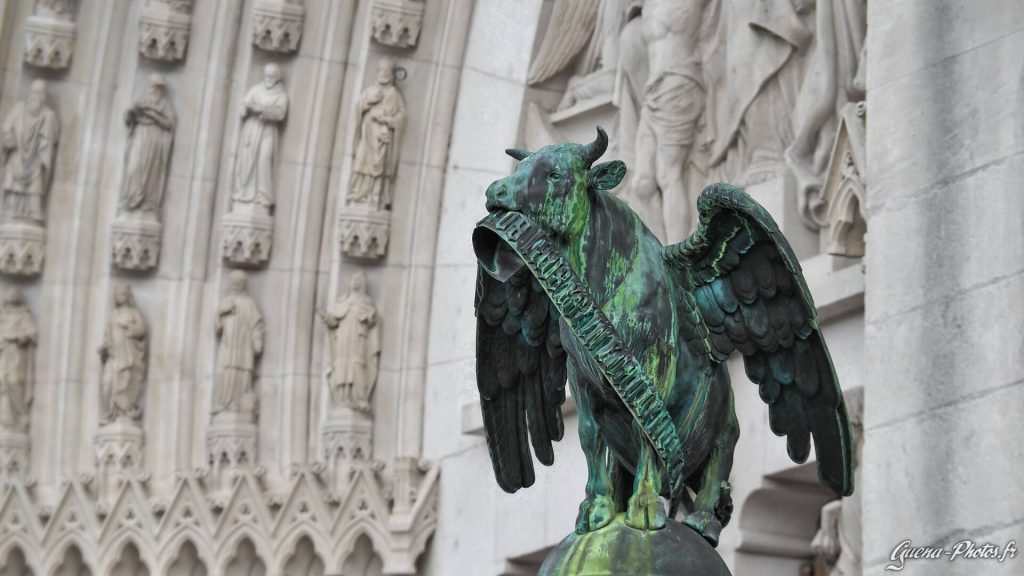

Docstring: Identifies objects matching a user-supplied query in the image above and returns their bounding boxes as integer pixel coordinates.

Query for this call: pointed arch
[220,536,267,576]
[0,543,38,576]
[47,541,95,576]
[273,526,330,575]
[165,539,209,576]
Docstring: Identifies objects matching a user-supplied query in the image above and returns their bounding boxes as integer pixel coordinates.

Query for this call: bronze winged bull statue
[473,127,853,547]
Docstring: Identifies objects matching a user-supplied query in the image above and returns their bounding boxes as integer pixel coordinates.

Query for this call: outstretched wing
[664,183,854,496]
[526,0,600,85]
[476,266,568,493]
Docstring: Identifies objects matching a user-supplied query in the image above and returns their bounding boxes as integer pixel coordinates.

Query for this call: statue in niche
[231,64,288,215]
[0,289,36,431]
[1,80,60,224]
[98,285,148,423]
[348,57,406,211]
[119,73,175,218]
[317,272,381,414]
[213,270,264,419]
[627,0,714,244]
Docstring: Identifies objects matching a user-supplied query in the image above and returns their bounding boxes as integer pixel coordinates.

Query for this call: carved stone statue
[348,57,406,211]
[232,64,288,215]
[213,270,264,419]
[98,285,148,423]
[120,74,175,217]
[0,289,36,432]
[1,80,59,224]
[628,0,713,244]
[318,272,381,413]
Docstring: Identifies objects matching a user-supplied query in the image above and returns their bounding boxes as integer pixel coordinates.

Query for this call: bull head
[484,127,626,239]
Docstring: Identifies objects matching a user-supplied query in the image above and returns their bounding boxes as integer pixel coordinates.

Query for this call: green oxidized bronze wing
[476,266,568,493]
[665,183,855,496]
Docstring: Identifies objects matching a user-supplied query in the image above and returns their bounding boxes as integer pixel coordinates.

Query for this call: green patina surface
[473,127,854,571]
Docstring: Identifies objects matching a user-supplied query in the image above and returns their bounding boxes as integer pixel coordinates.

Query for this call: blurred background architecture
[0,0,1021,574]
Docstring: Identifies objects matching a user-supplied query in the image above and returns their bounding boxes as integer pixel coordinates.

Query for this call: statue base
[221,211,273,267]
[139,0,192,62]
[0,221,45,276]
[110,216,162,271]
[0,429,30,481]
[252,0,305,54]
[539,515,732,576]
[93,421,144,510]
[24,14,75,69]
[207,413,258,468]
[338,203,390,259]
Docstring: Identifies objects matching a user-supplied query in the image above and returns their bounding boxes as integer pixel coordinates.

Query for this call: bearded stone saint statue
[348,57,406,211]
[98,285,148,423]
[0,289,37,431]
[1,80,60,223]
[317,272,381,414]
[232,64,288,214]
[119,74,175,217]
[213,270,264,419]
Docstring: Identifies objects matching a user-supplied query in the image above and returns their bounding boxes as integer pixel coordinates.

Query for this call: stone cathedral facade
[1,1,1022,576]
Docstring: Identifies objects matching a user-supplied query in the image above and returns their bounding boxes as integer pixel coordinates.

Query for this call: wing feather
[664,183,854,497]
[476,266,568,493]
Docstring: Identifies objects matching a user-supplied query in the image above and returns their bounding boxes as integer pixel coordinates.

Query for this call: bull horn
[505,148,532,161]
[580,126,608,166]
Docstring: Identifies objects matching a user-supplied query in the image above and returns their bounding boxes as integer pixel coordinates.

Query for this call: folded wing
[664,183,854,496]
[476,266,568,493]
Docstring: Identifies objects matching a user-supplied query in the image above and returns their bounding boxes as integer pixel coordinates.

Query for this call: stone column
[861,2,1024,575]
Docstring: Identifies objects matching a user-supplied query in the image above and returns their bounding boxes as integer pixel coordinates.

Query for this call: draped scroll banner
[474,210,687,497]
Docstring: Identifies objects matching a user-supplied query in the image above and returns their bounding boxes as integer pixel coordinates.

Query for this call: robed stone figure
[348,57,406,211]
[1,80,59,223]
[0,289,36,431]
[317,272,381,413]
[232,64,288,214]
[98,285,148,423]
[213,271,264,418]
[120,74,175,216]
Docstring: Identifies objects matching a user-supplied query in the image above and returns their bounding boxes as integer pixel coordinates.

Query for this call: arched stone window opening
[223,538,265,576]
[342,534,383,576]
[283,535,325,576]
[52,544,91,576]
[109,542,150,576]
[0,546,34,576]
[167,541,208,576]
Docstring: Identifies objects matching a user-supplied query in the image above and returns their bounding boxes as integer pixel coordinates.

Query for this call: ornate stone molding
[822,101,867,258]
[338,204,390,259]
[322,409,374,494]
[252,0,305,54]
[221,211,274,266]
[0,222,45,276]
[0,430,30,483]
[370,0,425,49]
[93,421,144,511]
[110,217,161,271]
[138,0,192,62]
[23,13,75,69]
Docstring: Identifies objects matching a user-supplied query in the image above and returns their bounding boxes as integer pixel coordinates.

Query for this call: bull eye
[547,171,562,183]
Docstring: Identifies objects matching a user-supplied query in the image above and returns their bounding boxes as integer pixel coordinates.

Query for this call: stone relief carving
[98,285,148,424]
[222,64,288,267]
[212,271,264,422]
[370,0,425,49]
[0,81,59,277]
[0,289,37,433]
[318,272,381,414]
[138,0,193,62]
[252,0,305,54]
[822,101,866,257]
[111,74,176,271]
[24,0,76,69]
[338,58,406,260]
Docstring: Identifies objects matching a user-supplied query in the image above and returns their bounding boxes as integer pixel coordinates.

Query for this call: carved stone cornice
[252,0,305,54]
[338,204,390,260]
[370,0,425,49]
[138,0,192,62]
[0,222,46,277]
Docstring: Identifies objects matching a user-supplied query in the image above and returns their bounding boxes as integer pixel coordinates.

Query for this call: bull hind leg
[624,424,668,530]
[572,375,616,533]
[683,401,739,546]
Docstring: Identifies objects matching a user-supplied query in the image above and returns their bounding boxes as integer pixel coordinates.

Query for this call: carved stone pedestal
[322,407,373,493]
[252,0,305,54]
[0,222,45,277]
[221,211,273,267]
[0,429,29,483]
[206,413,258,498]
[110,216,161,271]
[370,0,424,48]
[93,421,144,511]
[139,0,192,62]
[338,204,390,259]
[24,15,75,69]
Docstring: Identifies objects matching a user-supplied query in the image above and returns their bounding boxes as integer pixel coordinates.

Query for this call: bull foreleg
[624,424,668,530]
[571,373,616,534]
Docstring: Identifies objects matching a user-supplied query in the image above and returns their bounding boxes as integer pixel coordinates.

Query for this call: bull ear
[588,160,626,191]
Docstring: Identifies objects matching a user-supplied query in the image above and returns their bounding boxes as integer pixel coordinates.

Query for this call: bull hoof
[683,510,723,547]
[624,491,666,530]
[575,494,615,534]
